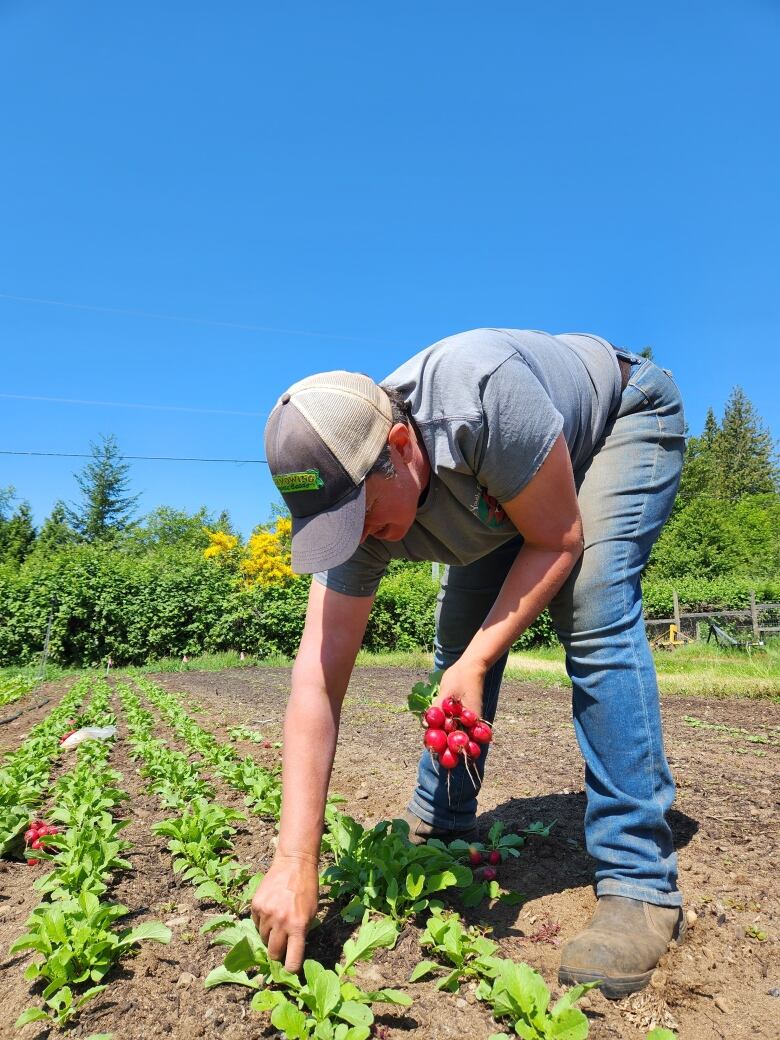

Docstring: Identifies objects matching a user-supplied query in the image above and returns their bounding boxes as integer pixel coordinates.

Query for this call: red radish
[447,730,469,754]
[30,838,44,850]
[460,707,478,728]
[443,717,458,734]
[488,850,501,866]
[423,706,446,729]
[439,747,459,770]
[41,825,59,836]
[27,859,39,866]
[424,728,448,755]
[470,721,493,745]
[24,828,38,844]
[466,741,482,760]
[482,867,497,882]
[468,848,483,866]
[441,696,462,718]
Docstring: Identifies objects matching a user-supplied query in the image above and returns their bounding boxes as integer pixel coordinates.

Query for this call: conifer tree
[713,387,779,500]
[0,500,36,565]
[35,501,76,554]
[67,434,140,541]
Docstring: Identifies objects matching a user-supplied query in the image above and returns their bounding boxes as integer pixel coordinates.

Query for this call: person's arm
[251,578,374,970]
[438,432,583,710]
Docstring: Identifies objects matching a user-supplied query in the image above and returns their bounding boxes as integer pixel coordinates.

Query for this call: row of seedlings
[126,680,422,1038]
[0,673,39,708]
[0,675,91,857]
[115,680,262,920]
[10,677,171,1029]
[132,676,283,821]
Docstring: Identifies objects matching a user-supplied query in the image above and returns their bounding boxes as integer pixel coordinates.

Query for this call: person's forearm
[275,668,346,860]
[463,542,582,672]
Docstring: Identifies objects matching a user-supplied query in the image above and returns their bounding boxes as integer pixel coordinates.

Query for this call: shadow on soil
[474,792,699,936]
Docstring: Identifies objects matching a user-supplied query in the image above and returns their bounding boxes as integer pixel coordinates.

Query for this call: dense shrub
[1,545,778,667]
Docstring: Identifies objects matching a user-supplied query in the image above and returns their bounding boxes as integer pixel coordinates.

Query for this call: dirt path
[1,668,777,1040]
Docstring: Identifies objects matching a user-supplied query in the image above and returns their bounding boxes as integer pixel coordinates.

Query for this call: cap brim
[290,482,366,574]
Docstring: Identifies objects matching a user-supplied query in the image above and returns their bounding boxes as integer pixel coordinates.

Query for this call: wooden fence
[644,591,780,640]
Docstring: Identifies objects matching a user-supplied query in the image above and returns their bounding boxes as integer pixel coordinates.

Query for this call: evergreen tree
[67,434,140,541]
[215,509,237,535]
[0,485,15,520]
[676,408,720,507]
[638,346,654,360]
[35,501,77,554]
[713,387,779,500]
[0,500,36,565]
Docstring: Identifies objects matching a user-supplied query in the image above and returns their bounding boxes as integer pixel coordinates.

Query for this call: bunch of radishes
[24,819,60,865]
[467,845,502,882]
[421,695,492,776]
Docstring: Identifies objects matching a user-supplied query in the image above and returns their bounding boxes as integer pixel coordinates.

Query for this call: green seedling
[410,908,498,991]
[475,958,598,1040]
[206,915,410,1040]
[11,890,171,1028]
[322,815,472,922]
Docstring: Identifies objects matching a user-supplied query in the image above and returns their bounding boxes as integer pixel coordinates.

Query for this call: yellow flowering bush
[203,519,294,586]
[203,530,240,559]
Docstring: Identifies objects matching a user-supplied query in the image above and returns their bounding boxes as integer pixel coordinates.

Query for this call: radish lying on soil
[23,819,59,865]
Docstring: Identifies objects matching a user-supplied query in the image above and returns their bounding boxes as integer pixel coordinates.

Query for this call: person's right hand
[251,852,320,972]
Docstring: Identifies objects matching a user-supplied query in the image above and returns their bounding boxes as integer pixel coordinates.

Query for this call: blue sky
[1,1,778,536]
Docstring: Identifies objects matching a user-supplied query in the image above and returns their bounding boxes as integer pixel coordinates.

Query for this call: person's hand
[251,851,320,971]
[436,655,488,719]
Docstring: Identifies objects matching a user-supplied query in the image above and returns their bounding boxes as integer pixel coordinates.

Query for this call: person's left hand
[436,655,488,720]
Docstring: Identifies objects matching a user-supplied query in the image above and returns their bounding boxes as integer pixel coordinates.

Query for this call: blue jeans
[409,356,686,907]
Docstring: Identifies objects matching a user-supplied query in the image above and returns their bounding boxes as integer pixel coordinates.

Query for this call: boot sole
[558,915,687,1000]
[558,966,653,1000]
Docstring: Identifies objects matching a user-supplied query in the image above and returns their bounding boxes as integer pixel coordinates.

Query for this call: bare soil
[1,667,777,1040]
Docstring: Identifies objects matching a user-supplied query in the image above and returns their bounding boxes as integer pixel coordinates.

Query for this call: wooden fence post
[673,590,681,633]
[750,590,760,640]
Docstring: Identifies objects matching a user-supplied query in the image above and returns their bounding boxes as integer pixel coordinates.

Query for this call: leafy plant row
[0,672,38,707]
[116,680,262,918]
[10,677,171,1028]
[132,676,284,820]
[0,675,91,855]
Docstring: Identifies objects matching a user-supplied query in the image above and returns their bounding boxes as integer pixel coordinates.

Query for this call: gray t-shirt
[316,328,622,597]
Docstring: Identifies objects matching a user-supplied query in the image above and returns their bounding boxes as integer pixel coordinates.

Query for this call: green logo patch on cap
[272,469,325,493]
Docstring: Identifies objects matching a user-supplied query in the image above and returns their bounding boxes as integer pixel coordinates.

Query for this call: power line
[0,450,267,465]
[0,291,398,346]
[0,392,263,418]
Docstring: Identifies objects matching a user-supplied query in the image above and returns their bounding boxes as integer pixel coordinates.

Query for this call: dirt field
[1,667,778,1040]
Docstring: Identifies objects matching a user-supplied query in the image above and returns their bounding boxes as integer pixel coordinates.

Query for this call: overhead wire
[0,450,267,465]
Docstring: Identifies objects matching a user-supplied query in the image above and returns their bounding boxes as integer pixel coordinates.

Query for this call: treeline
[1,388,778,667]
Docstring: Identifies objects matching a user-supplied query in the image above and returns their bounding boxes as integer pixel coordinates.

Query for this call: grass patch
[506,641,780,699]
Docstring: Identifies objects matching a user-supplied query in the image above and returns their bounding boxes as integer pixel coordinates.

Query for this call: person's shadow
[462,791,698,937]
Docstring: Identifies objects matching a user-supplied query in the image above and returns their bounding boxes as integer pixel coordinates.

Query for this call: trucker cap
[264,371,393,573]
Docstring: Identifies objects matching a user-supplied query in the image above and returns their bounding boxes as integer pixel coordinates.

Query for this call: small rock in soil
[177,970,197,987]
[768,986,780,998]
[686,909,698,927]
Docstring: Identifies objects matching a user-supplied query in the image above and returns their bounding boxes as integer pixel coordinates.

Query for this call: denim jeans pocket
[623,361,683,419]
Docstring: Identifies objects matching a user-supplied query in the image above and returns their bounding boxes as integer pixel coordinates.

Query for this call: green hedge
[1,546,777,667]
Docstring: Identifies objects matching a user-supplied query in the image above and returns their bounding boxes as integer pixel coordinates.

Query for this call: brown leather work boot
[401,810,478,847]
[558,895,686,999]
